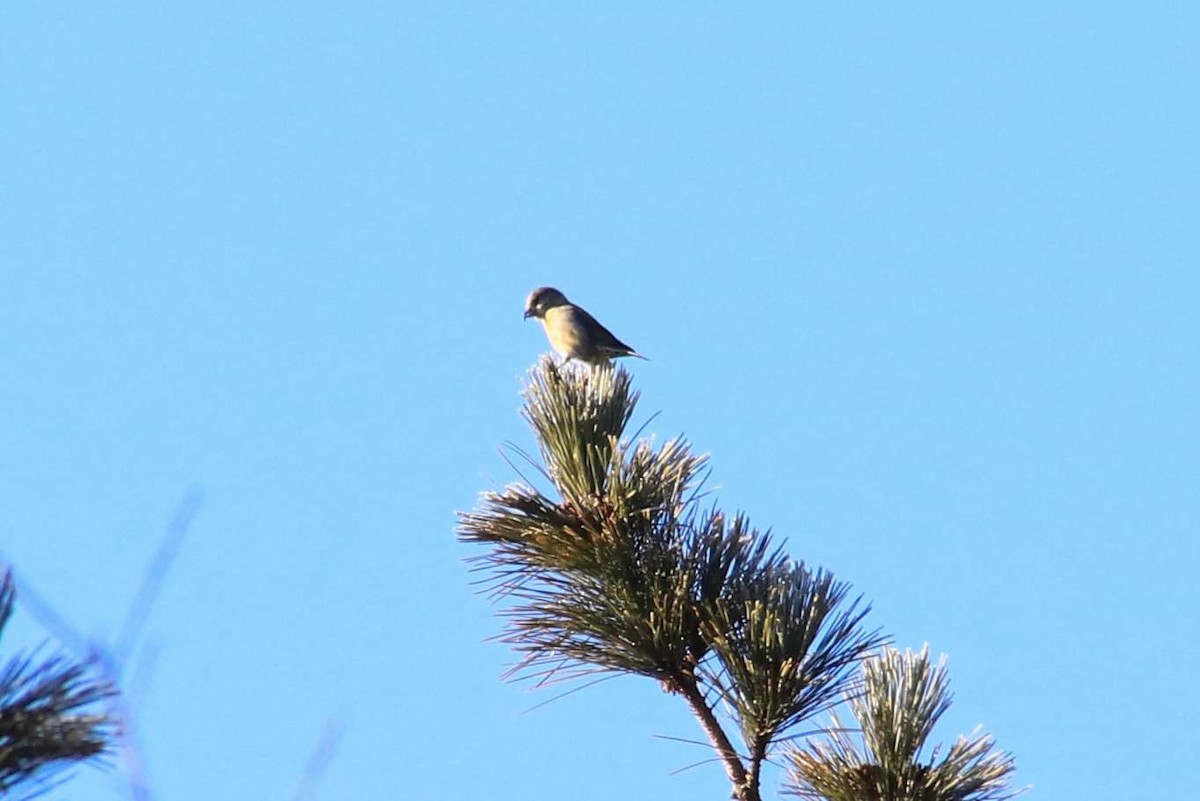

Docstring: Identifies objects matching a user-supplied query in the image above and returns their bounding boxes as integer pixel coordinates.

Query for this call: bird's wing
[570,304,638,356]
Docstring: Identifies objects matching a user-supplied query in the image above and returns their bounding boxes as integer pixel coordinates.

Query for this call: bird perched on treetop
[524,286,645,365]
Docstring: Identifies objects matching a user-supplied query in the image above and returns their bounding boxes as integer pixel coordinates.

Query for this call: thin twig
[292,719,344,801]
[651,732,720,750]
[112,489,204,670]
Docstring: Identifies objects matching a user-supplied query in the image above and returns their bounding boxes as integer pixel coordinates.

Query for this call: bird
[523,286,645,365]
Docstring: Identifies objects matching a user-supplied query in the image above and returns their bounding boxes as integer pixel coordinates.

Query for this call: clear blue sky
[2,4,1197,799]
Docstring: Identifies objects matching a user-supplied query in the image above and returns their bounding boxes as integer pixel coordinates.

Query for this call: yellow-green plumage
[524,286,644,365]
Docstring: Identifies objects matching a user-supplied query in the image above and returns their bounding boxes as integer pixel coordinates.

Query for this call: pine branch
[699,560,888,799]
[460,359,722,682]
[459,359,887,801]
[782,647,1021,801]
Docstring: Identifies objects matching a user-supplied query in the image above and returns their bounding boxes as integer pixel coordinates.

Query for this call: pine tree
[459,360,1018,801]
[0,570,114,799]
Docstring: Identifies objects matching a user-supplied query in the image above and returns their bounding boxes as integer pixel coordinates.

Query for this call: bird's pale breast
[542,306,595,361]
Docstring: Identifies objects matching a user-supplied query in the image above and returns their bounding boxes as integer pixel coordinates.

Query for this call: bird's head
[523,286,569,320]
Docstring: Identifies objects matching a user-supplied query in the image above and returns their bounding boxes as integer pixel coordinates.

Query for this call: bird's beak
[523,308,535,319]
